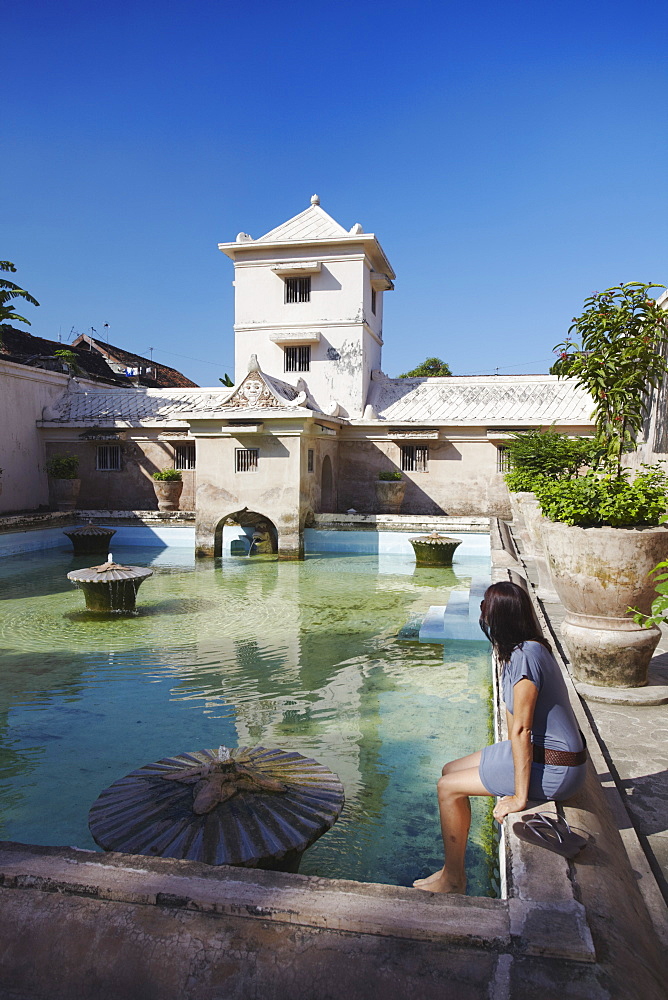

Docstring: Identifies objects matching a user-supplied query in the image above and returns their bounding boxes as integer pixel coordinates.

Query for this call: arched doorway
[214,509,278,557]
[320,455,335,513]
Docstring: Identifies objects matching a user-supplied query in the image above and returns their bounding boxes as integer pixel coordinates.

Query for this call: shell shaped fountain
[63,522,117,557]
[67,559,153,612]
[89,744,345,871]
[409,532,462,567]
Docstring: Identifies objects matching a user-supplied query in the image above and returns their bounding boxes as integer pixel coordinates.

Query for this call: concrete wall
[0,361,102,515]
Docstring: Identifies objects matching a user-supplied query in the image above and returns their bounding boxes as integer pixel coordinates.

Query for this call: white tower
[218,196,395,418]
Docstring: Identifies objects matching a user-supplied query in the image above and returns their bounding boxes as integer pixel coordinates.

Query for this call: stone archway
[320,455,335,513]
[214,508,278,557]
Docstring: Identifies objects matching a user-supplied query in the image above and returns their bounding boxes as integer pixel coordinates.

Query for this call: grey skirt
[479,739,586,801]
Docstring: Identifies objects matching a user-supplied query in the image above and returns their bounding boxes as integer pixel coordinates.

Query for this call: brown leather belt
[532,743,587,767]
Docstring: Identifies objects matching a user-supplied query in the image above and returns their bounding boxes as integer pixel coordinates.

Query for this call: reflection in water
[0,543,495,894]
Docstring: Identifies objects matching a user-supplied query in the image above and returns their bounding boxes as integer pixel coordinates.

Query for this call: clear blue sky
[4,0,668,386]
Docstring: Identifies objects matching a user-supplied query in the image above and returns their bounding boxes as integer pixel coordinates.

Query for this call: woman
[413,580,587,894]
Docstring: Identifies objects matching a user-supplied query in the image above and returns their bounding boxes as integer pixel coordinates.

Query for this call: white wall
[232,246,385,418]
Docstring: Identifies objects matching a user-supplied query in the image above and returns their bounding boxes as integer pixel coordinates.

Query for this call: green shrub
[152,468,182,481]
[633,551,668,627]
[534,466,668,528]
[504,470,549,494]
[504,429,594,495]
[46,455,79,479]
[378,470,403,481]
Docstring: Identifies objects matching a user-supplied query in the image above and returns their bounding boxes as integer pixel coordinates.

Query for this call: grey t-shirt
[502,641,583,753]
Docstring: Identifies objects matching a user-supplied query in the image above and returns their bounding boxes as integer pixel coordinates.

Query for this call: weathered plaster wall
[43,433,196,510]
[336,433,512,518]
[0,362,102,514]
[194,429,306,558]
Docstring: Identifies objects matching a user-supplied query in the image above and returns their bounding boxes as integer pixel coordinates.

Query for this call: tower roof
[255,199,349,243]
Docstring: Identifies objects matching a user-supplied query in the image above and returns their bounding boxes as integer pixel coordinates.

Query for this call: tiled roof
[366,374,594,425]
[71,335,198,388]
[41,388,247,423]
[40,370,317,424]
[0,326,122,384]
[255,204,349,243]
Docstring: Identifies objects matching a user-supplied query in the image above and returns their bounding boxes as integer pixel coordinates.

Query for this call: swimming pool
[0,533,496,894]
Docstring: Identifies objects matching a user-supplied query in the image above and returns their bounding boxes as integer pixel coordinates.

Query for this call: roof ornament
[349,223,364,234]
[236,232,254,243]
[310,194,320,206]
[248,354,261,373]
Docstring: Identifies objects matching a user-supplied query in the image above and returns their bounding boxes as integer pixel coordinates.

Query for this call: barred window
[236,448,258,473]
[96,444,121,471]
[400,444,428,472]
[285,276,311,303]
[496,446,510,473]
[175,443,196,470]
[285,345,310,372]
[307,448,314,473]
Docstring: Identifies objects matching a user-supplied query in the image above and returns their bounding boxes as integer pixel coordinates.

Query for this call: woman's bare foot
[412,869,466,894]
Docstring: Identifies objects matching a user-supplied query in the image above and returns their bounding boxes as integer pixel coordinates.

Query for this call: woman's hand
[493,795,527,823]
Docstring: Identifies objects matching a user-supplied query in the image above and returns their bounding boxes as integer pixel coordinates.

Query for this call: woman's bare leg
[413,761,491,894]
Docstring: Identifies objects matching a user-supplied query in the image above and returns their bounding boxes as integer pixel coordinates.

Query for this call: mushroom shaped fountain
[67,559,153,612]
[409,532,462,567]
[63,522,116,557]
[89,744,344,872]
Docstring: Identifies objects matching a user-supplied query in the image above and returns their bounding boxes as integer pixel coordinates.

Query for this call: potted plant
[46,454,81,511]
[375,470,406,514]
[152,468,183,511]
[538,281,668,688]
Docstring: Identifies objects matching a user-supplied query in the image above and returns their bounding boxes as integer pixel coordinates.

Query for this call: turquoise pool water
[0,542,496,894]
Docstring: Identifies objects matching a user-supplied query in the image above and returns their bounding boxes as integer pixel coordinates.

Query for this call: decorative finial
[248,354,261,373]
[310,193,320,206]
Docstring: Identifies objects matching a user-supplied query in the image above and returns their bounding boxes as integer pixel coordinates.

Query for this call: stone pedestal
[409,533,462,567]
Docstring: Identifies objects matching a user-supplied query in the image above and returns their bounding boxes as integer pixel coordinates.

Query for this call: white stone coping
[313,514,490,533]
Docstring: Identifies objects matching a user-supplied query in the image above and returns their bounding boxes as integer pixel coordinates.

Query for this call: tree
[398,357,452,378]
[0,261,40,327]
[551,282,668,477]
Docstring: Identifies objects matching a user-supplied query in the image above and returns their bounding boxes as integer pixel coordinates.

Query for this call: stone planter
[50,478,81,512]
[541,519,668,687]
[409,533,462,567]
[374,479,406,514]
[152,480,183,512]
[508,491,535,553]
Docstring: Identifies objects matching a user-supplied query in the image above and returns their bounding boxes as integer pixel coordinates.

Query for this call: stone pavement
[540,594,668,904]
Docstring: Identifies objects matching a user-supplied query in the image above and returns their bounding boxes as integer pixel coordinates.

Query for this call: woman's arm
[493,678,538,823]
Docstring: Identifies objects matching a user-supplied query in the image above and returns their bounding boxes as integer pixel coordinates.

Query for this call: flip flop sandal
[512,814,587,858]
[534,812,587,851]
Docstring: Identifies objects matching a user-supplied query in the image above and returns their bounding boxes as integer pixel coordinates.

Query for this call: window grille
[496,446,510,473]
[285,276,311,303]
[96,444,121,471]
[307,449,314,473]
[285,345,311,372]
[236,448,259,473]
[175,443,196,471]
[371,288,377,315]
[400,444,429,472]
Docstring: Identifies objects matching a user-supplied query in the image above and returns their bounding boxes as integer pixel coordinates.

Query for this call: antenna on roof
[103,323,110,343]
[149,347,154,362]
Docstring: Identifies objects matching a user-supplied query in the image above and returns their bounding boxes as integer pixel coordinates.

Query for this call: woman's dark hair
[479,581,551,664]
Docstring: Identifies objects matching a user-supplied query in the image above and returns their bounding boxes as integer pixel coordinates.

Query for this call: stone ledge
[0,842,511,949]
[312,514,489,533]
